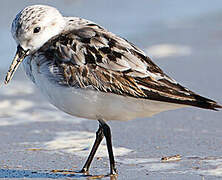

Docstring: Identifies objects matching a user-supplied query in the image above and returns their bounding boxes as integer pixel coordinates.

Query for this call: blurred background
[0,0,222,179]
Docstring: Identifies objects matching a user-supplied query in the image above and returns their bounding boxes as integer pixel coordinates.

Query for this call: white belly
[23,58,185,121]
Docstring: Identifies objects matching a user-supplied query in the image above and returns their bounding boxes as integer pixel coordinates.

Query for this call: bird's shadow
[0,168,116,179]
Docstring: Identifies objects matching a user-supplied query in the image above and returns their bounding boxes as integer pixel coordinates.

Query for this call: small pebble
[161,154,181,162]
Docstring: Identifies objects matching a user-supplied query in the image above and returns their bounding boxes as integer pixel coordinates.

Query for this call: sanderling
[5,4,221,175]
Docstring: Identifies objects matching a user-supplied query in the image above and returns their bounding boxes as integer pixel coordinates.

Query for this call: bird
[5,4,221,176]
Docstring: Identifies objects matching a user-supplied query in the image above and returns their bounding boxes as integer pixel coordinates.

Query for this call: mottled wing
[39,21,221,110]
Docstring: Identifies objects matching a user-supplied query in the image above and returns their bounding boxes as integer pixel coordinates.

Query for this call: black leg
[80,119,117,175]
[98,119,117,175]
[80,125,104,174]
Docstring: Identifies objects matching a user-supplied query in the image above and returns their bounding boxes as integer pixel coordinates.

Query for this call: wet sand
[0,0,222,179]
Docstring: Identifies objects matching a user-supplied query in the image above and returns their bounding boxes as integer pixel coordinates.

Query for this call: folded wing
[39,20,222,110]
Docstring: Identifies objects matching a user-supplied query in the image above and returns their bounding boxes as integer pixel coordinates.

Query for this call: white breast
[23,57,185,121]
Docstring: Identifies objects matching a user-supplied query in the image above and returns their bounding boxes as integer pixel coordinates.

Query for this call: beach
[0,0,222,179]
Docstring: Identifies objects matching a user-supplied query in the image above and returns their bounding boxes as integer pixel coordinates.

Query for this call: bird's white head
[11,5,65,52]
[5,5,66,84]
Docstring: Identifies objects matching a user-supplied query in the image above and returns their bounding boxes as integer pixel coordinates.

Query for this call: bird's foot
[110,166,118,175]
[78,168,89,175]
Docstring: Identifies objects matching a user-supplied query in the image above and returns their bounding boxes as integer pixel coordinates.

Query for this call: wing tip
[192,94,222,111]
[210,103,222,111]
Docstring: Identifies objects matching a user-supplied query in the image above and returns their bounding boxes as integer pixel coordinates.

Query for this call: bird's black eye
[33,27,41,33]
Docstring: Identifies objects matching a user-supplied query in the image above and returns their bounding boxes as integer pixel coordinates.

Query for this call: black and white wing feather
[38,19,222,110]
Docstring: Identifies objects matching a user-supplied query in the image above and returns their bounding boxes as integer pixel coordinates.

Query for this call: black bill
[5,45,29,84]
